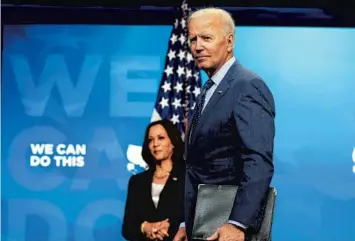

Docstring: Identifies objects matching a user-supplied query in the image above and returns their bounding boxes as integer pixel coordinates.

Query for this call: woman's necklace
[153,172,170,180]
[154,166,171,180]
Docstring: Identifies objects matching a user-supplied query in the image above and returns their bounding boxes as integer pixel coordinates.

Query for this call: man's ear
[227,33,234,52]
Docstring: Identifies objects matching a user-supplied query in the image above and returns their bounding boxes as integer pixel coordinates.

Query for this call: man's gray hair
[188,7,236,37]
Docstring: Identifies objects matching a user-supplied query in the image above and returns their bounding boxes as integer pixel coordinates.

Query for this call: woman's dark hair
[141,119,184,169]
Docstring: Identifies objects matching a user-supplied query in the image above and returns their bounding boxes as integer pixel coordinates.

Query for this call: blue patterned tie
[190,79,214,140]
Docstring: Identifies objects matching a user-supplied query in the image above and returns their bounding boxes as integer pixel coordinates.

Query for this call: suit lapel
[156,165,181,210]
[190,81,230,145]
[189,62,240,144]
[200,79,230,121]
[185,113,194,154]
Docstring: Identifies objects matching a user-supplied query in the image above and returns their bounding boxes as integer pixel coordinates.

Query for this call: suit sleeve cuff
[228,220,247,231]
[179,222,186,228]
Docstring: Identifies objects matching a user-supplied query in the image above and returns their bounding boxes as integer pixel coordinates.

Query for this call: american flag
[151,0,202,140]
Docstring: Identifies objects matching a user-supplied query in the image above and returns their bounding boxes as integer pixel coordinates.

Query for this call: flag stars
[174,18,179,29]
[161,81,171,93]
[178,50,186,61]
[165,65,173,77]
[177,66,185,77]
[168,50,176,61]
[179,34,186,45]
[159,97,169,109]
[193,87,201,97]
[170,114,180,124]
[172,98,182,109]
[180,18,186,28]
[170,34,178,44]
[181,3,188,11]
[174,82,183,93]
[186,85,191,93]
[186,52,194,63]
[186,69,192,79]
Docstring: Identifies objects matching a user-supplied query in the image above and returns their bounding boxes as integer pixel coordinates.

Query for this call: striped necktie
[189,78,214,140]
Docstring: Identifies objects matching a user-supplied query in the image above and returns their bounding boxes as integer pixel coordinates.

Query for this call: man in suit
[173,7,275,241]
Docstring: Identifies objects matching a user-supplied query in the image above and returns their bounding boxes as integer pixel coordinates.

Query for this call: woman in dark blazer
[122,119,185,241]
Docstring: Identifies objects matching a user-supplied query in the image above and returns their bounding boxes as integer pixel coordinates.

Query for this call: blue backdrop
[2,24,355,241]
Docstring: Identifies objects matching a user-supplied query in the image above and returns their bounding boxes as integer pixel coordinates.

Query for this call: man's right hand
[173,227,187,241]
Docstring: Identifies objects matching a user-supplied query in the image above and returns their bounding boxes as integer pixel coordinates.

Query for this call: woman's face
[148,124,174,162]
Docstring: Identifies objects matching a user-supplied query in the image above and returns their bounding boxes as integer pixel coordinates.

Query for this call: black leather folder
[192,184,238,240]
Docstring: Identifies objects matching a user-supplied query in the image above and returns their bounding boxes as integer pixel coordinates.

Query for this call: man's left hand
[206,223,245,241]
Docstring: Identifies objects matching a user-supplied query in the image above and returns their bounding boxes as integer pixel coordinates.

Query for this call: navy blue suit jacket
[184,61,275,238]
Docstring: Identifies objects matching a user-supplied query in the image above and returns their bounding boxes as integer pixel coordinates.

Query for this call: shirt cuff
[228,220,247,230]
[179,222,186,228]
